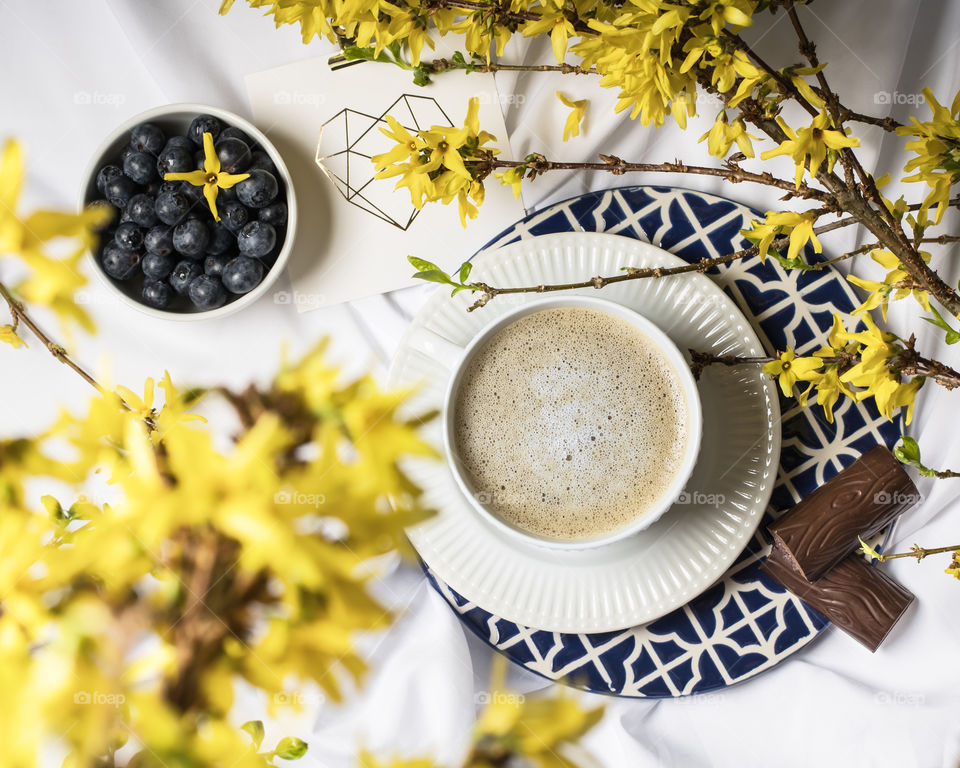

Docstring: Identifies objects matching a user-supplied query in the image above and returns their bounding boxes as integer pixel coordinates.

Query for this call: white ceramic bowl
[440,295,704,550]
[79,103,297,321]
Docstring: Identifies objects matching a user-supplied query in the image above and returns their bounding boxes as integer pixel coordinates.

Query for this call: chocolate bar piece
[768,446,919,581]
[762,543,915,652]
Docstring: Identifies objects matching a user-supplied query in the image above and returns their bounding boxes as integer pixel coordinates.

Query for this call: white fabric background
[1,1,958,766]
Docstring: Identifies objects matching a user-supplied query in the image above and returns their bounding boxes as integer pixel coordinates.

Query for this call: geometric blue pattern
[424,186,903,697]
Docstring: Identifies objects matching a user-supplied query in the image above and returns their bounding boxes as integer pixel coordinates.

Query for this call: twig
[0,281,105,395]
[423,57,598,76]
[872,543,960,562]
[479,155,832,202]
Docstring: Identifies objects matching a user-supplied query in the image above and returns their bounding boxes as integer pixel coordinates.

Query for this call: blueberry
[142,250,176,280]
[169,259,202,295]
[221,256,265,294]
[144,181,163,197]
[114,221,144,250]
[101,242,141,280]
[203,252,232,278]
[218,185,238,203]
[126,194,159,228]
[188,274,227,310]
[178,182,204,208]
[236,170,278,208]
[237,220,276,258]
[157,146,195,177]
[220,202,249,233]
[259,201,287,226]
[247,151,277,175]
[158,181,181,197]
[164,135,194,151]
[215,137,252,174]
[188,115,223,146]
[96,165,122,194]
[194,149,207,170]
[141,280,173,309]
[119,144,135,163]
[144,225,175,256]
[104,175,137,208]
[155,192,189,226]
[219,126,252,146]
[206,222,235,256]
[123,152,157,185]
[172,218,210,258]
[130,123,166,155]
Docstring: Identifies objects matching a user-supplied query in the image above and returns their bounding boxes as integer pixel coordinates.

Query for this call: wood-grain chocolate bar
[768,446,919,581]
[762,543,915,652]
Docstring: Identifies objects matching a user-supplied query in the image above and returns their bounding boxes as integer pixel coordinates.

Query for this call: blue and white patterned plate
[424,186,903,697]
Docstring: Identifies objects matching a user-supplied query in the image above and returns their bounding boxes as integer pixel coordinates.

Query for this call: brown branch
[422,57,598,76]
[0,281,105,395]
[873,543,960,561]
[479,154,832,202]
[461,215,870,310]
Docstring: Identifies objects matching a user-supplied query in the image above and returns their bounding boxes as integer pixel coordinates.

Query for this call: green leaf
[273,737,308,761]
[241,720,265,749]
[451,51,466,67]
[859,536,882,562]
[922,306,960,344]
[412,269,457,286]
[412,66,430,86]
[894,435,923,468]
[408,255,443,273]
[458,261,473,284]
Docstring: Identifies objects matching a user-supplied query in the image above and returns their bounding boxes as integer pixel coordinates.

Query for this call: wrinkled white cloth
[1,1,958,766]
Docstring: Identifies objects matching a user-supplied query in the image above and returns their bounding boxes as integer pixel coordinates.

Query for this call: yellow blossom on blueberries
[164,132,249,222]
[557,92,587,141]
[761,111,860,188]
[763,349,823,397]
[742,211,822,264]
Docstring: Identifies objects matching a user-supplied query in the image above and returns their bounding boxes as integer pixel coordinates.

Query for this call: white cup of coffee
[418,295,703,550]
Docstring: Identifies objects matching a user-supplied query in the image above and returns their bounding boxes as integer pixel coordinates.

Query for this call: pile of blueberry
[90,114,288,312]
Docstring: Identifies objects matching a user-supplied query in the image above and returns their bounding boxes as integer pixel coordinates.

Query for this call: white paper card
[246,52,526,310]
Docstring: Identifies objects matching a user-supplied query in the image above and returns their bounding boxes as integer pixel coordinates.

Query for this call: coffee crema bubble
[453,307,690,542]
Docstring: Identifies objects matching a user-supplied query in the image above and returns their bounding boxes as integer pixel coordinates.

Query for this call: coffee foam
[453,307,690,541]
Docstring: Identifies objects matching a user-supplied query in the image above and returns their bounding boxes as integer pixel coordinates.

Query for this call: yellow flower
[700,115,757,158]
[763,349,823,397]
[522,9,576,63]
[847,249,931,321]
[164,132,249,221]
[496,166,524,199]
[742,211,822,264]
[761,111,860,188]
[0,324,26,348]
[557,92,587,141]
[946,553,960,581]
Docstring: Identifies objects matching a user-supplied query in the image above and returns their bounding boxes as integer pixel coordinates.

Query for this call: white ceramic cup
[413,294,703,550]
